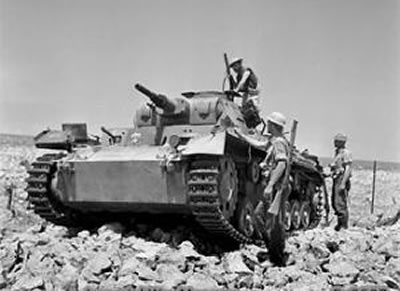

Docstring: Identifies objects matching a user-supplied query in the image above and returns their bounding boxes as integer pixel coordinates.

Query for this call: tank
[26,83,328,259]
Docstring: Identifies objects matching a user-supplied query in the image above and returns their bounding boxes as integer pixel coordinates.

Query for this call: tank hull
[56,146,190,213]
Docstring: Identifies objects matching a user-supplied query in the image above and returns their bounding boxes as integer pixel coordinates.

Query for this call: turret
[135,83,176,113]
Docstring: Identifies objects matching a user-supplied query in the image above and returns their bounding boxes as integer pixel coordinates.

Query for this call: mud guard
[180,131,226,156]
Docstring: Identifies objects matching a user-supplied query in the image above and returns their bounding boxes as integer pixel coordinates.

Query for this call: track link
[188,160,252,245]
[26,153,76,225]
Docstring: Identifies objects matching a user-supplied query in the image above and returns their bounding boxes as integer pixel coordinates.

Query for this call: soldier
[229,57,260,109]
[234,112,289,231]
[235,112,288,266]
[330,133,352,231]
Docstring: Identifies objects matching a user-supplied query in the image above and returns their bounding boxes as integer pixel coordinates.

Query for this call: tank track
[26,153,76,226]
[188,159,324,246]
[188,160,253,245]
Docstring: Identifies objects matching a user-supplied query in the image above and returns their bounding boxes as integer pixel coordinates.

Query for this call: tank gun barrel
[135,83,175,112]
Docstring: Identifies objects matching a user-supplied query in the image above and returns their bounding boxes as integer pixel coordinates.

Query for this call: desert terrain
[0,134,399,291]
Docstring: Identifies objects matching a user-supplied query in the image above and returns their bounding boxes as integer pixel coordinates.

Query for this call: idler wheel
[236,197,255,238]
[300,201,311,228]
[290,200,301,230]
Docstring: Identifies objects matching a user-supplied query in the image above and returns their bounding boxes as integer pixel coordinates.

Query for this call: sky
[0,0,399,161]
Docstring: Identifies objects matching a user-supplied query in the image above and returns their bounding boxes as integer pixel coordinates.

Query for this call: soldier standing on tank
[234,112,289,234]
[330,133,352,231]
[229,57,260,110]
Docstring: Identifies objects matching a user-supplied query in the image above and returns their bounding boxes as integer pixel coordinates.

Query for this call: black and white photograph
[0,0,399,290]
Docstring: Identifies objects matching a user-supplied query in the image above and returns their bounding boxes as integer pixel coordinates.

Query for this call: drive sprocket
[188,158,252,245]
[26,153,78,226]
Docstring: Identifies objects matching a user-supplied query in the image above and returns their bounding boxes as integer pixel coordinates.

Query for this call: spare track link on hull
[26,152,72,225]
[188,159,252,245]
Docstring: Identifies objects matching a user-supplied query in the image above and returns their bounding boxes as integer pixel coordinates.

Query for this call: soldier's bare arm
[234,70,251,92]
[234,129,269,149]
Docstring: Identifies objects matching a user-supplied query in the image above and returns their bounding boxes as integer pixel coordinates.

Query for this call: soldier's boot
[334,221,341,231]
[341,213,349,229]
[334,215,348,231]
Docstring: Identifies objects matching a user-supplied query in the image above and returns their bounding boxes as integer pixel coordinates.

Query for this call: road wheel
[300,201,311,228]
[235,197,255,238]
[283,200,291,231]
[290,200,301,230]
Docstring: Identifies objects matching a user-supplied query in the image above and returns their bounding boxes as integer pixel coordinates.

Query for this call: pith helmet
[267,112,287,128]
[334,133,347,142]
[229,57,243,67]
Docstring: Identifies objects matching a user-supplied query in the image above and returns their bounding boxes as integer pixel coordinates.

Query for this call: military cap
[334,133,348,142]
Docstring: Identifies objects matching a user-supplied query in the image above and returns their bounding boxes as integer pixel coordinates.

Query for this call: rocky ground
[0,136,400,291]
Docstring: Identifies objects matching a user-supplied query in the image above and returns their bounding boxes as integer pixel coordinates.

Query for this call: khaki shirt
[264,136,289,169]
[331,148,352,179]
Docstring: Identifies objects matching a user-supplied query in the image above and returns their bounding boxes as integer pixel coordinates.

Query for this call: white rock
[133,239,167,261]
[78,278,98,291]
[98,223,124,234]
[156,263,186,289]
[12,275,44,291]
[386,257,400,282]
[115,274,137,290]
[310,241,330,259]
[373,237,400,258]
[186,272,219,290]
[241,244,263,266]
[81,267,101,284]
[78,230,91,240]
[325,261,359,278]
[223,251,252,274]
[178,241,203,259]
[119,257,142,276]
[97,223,123,243]
[54,263,79,290]
[137,265,160,282]
[45,224,68,238]
[87,252,112,275]
[263,268,288,287]
[155,246,186,270]
[97,229,122,244]
[121,235,138,247]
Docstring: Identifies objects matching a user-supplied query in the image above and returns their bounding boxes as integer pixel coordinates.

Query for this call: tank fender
[179,131,226,156]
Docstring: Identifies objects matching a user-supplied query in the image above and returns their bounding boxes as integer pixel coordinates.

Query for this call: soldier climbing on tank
[330,133,352,231]
[228,57,260,110]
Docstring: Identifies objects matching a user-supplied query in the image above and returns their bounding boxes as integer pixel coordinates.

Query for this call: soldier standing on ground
[235,112,289,266]
[235,112,289,233]
[330,133,352,231]
[229,57,260,110]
